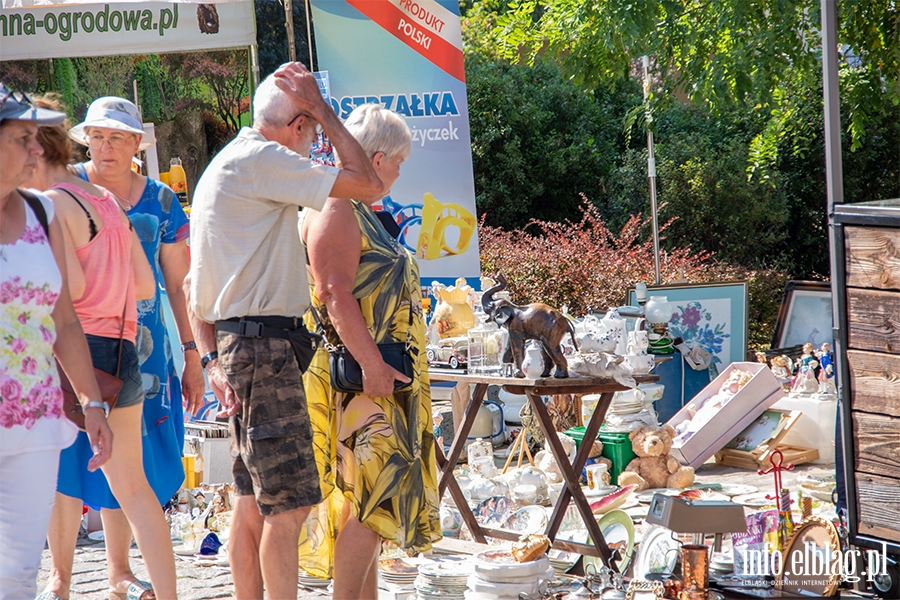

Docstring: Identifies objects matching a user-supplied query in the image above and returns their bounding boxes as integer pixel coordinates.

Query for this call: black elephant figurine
[481,274,578,378]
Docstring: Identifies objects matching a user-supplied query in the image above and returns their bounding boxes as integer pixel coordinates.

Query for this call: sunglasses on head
[0,88,35,109]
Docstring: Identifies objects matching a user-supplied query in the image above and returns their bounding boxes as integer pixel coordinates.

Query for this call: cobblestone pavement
[35,533,331,600]
[35,462,837,599]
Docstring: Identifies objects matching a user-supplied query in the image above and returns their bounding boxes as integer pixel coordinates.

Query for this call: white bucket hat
[69,96,155,151]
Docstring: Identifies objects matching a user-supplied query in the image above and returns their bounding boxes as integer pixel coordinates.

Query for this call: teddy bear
[617,424,695,491]
[534,433,611,484]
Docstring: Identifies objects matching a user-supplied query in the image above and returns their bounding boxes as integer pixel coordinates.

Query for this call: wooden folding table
[429,372,658,572]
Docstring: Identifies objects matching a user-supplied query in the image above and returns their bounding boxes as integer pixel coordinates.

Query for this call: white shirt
[190,127,338,322]
[1,193,78,456]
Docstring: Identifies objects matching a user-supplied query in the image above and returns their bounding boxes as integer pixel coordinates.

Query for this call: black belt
[215,316,305,339]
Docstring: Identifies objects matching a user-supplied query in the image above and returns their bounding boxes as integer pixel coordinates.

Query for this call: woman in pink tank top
[27,96,178,600]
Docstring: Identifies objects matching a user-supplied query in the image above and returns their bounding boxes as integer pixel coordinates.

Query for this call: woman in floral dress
[298,104,441,599]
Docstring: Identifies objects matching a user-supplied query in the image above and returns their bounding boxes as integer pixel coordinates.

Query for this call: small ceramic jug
[521,341,545,378]
[628,318,650,354]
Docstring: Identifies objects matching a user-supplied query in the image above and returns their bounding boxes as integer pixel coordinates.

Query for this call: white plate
[500,506,548,535]
[172,543,199,556]
[732,492,776,508]
[624,505,649,520]
[632,525,681,580]
[87,530,105,542]
[635,488,682,503]
[583,485,618,497]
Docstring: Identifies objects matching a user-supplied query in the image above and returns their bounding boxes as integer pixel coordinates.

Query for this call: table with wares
[429,371,659,572]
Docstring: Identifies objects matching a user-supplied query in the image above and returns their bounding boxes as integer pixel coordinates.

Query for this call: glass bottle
[169,155,188,205]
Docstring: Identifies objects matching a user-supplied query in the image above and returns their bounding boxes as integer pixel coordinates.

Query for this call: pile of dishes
[298,569,331,589]
[415,559,473,600]
[467,550,554,600]
[380,557,425,589]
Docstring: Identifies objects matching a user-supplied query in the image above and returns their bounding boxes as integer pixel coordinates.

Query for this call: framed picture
[627,281,749,376]
[771,281,833,350]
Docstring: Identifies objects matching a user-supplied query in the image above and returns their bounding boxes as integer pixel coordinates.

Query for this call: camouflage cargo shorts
[216,331,322,515]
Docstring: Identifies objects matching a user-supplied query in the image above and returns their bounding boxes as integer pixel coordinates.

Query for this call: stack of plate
[468,551,554,600]
[415,560,473,600]
[298,569,331,588]
[380,558,424,589]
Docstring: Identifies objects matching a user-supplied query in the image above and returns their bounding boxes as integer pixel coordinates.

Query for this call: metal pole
[821,0,852,535]
[285,0,297,62]
[304,0,315,70]
[643,55,662,285]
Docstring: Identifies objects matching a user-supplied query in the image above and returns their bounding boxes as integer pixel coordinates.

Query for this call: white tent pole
[643,55,662,285]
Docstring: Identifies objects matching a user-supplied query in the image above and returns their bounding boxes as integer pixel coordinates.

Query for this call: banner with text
[310,0,480,281]
[1,1,255,61]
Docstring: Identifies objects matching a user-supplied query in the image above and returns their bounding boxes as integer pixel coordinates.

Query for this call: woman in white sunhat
[44,96,203,600]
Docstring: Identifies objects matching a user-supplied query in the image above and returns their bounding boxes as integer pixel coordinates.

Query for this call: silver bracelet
[83,401,110,417]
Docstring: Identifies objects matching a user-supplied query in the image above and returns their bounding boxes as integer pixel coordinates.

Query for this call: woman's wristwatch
[83,401,110,417]
[200,351,219,370]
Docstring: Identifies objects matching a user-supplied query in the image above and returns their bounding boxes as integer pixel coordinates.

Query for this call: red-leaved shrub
[478,196,789,349]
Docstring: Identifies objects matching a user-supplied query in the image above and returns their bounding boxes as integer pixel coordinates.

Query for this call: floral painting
[628,282,748,374]
[668,299,732,378]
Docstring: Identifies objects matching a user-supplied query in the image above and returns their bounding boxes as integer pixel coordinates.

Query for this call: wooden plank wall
[844,225,900,546]
[844,225,900,290]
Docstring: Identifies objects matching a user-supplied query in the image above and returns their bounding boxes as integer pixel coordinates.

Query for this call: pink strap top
[53,182,138,342]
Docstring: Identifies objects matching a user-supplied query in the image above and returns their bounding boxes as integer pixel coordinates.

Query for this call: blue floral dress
[57,167,189,508]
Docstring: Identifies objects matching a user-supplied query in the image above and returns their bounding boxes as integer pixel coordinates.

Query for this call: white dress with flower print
[0,192,77,457]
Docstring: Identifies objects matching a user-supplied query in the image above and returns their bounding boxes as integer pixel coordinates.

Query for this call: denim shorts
[86,334,144,409]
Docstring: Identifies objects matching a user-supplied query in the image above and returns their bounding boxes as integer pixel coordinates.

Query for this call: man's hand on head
[273,62,326,122]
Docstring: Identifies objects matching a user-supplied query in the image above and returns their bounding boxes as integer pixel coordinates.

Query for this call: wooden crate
[714,409,819,469]
[844,225,900,291]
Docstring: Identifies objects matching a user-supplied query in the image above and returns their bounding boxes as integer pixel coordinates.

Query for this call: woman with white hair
[298,103,441,599]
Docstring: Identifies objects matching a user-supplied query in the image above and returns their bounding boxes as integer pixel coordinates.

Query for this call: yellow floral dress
[299,200,441,578]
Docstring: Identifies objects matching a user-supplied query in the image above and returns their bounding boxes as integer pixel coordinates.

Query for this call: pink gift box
[666,362,784,469]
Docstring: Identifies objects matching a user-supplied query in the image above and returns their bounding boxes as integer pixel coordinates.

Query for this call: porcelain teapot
[600,308,628,355]
[465,475,508,502]
[625,353,655,375]
[576,331,598,353]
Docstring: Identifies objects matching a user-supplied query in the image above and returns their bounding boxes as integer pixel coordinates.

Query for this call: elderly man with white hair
[187,62,382,599]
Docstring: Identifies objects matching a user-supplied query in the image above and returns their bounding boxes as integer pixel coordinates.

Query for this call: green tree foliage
[477,0,899,151]
[467,56,636,230]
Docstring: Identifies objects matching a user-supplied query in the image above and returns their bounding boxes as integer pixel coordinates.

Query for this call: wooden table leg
[527,390,616,570]
[437,383,489,544]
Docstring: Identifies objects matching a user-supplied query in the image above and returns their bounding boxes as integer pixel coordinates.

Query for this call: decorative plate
[635,488,682,503]
[732,492,776,508]
[473,496,512,527]
[583,509,636,574]
[632,525,681,580]
[501,505,549,535]
[716,483,759,496]
[380,558,422,575]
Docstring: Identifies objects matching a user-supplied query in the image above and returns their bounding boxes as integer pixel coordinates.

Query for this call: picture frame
[626,281,748,376]
[771,280,833,350]
[776,516,841,596]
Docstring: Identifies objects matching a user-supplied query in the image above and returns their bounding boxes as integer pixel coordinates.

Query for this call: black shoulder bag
[310,290,417,394]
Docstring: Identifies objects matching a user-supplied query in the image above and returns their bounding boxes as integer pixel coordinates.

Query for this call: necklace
[91,166,135,211]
